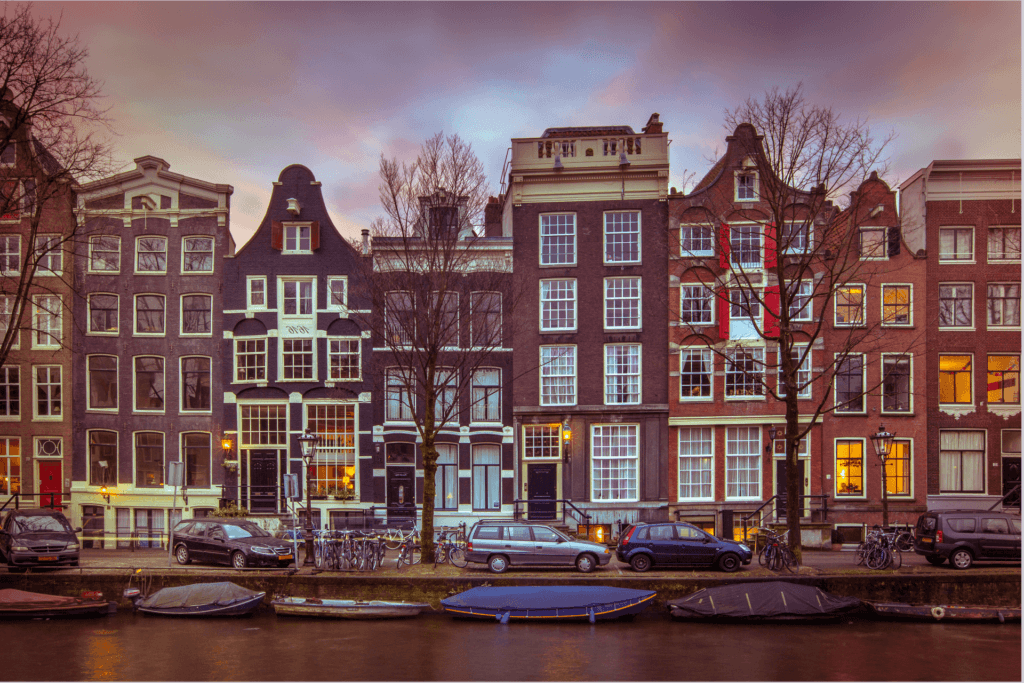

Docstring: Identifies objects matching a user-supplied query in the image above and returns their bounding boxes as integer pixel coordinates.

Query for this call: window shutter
[764,285,780,337]
[887,226,901,257]
[718,290,730,339]
[764,222,777,269]
[271,221,283,250]
[718,222,730,269]
[311,221,320,251]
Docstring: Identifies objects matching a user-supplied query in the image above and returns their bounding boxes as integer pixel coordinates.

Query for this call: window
[604,211,640,264]
[836,354,865,412]
[0,180,18,220]
[386,369,415,421]
[678,427,713,500]
[234,338,266,382]
[0,143,14,166]
[327,277,347,311]
[940,430,985,493]
[328,338,360,381]
[540,279,576,331]
[725,427,760,499]
[32,295,61,348]
[605,344,640,405]
[183,433,211,488]
[789,281,813,322]
[86,294,118,335]
[540,345,576,406]
[835,285,864,326]
[136,236,167,273]
[0,235,19,274]
[730,225,761,268]
[181,236,213,272]
[181,357,211,411]
[882,285,911,326]
[282,339,313,380]
[34,366,61,418]
[540,214,576,266]
[591,424,638,502]
[882,356,912,413]
[0,367,18,417]
[470,292,502,347]
[725,347,764,397]
[87,356,117,411]
[31,235,61,275]
[939,355,973,405]
[605,277,641,330]
[284,225,311,253]
[88,236,120,273]
[886,440,912,496]
[433,370,457,422]
[0,296,13,348]
[307,403,357,500]
[835,440,864,497]
[988,355,1020,404]
[135,295,165,335]
[434,444,458,511]
[681,224,713,256]
[939,227,974,261]
[282,280,313,316]
[730,288,761,323]
[859,228,887,259]
[88,431,116,486]
[735,172,757,201]
[247,277,266,309]
[240,404,287,446]
[385,291,414,346]
[429,291,459,348]
[680,284,713,325]
[471,368,501,422]
[181,295,212,335]
[781,222,811,253]
[0,437,20,495]
[679,348,712,400]
[988,227,1021,261]
[134,357,164,412]
[135,432,163,488]
[779,346,812,399]
[938,284,973,327]
[987,283,1020,327]
[523,425,560,459]
[472,444,501,511]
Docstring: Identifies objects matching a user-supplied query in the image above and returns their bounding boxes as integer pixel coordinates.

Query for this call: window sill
[86,332,119,336]
[0,415,20,421]
[179,333,214,338]
[881,323,913,329]
[180,410,213,415]
[724,396,766,402]
[539,329,577,334]
[539,263,578,269]
[133,334,166,338]
[134,272,168,276]
[938,326,975,332]
[988,404,1021,418]
[939,404,975,418]
[87,270,120,276]
[133,410,166,415]
[85,408,119,414]
[678,396,713,402]
[880,410,914,417]
[987,325,1021,332]
[987,259,1022,265]
[180,271,215,276]
[32,416,64,422]
[835,410,868,416]
[835,494,867,500]
[938,259,976,265]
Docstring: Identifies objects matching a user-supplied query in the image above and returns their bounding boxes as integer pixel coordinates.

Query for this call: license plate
[919,537,932,543]
[37,556,58,562]
[278,555,293,561]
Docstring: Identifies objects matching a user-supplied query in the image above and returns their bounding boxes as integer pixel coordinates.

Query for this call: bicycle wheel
[449,544,468,568]
[781,546,798,573]
[435,543,448,565]
[867,547,887,570]
[896,532,914,553]
[314,543,324,569]
[765,545,780,571]
[758,544,769,568]
[854,542,868,565]
[889,546,903,570]
[382,529,406,550]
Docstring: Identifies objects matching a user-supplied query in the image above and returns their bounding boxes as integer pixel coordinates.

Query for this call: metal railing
[0,491,70,514]
[510,498,593,538]
[740,494,829,544]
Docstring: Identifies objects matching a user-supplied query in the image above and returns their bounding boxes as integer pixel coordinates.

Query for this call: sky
[26,1,1023,248]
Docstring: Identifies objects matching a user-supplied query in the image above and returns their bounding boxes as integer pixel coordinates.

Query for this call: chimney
[484,197,502,237]
[361,228,369,255]
[642,113,663,135]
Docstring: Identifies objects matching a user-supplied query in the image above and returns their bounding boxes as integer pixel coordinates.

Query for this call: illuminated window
[939,355,973,405]
[885,440,912,496]
[835,440,864,497]
[835,286,864,326]
[988,355,1020,404]
[522,424,561,460]
[882,285,911,326]
[307,403,357,500]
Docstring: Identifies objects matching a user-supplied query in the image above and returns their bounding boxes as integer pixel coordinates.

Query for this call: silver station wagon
[464,520,612,573]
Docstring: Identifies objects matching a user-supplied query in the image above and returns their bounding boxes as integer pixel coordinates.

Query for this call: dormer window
[285,225,310,253]
[272,221,319,253]
[736,172,757,202]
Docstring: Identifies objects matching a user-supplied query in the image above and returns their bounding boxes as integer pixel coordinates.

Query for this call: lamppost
[296,430,318,567]
[870,424,896,529]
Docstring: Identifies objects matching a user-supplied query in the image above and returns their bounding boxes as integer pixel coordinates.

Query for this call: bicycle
[395,539,421,569]
[757,527,797,573]
[893,526,915,552]
[433,524,468,568]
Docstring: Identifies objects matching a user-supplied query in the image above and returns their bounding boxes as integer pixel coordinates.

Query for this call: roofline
[77,156,234,197]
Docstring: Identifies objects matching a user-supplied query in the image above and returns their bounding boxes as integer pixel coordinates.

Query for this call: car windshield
[15,515,72,533]
[223,522,270,539]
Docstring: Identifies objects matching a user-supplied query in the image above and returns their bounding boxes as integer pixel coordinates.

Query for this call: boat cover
[667,582,862,619]
[0,589,79,606]
[138,582,262,610]
[441,586,654,611]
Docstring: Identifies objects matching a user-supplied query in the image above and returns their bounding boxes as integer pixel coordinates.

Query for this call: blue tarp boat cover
[138,582,262,610]
[441,586,654,612]
[667,582,862,620]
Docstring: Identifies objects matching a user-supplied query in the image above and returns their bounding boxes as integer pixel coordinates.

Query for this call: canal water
[1,611,1019,681]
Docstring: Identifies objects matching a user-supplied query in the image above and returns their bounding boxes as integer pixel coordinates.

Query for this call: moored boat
[667,582,863,622]
[126,582,265,617]
[440,585,656,623]
[271,596,431,619]
[865,601,1021,623]
[0,588,116,619]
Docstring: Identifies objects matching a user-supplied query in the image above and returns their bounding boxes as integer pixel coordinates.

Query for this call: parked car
[464,520,612,573]
[616,522,753,572]
[913,509,1021,570]
[171,518,295,569]
[0,508,81,571]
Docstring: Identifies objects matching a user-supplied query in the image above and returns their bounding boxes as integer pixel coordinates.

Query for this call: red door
[38,462,61,509]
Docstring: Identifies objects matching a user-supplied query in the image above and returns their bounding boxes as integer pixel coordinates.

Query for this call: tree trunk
[785,397,803,563]
[421,438,436,562]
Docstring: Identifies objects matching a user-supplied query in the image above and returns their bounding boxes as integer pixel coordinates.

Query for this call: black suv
[616,522,753,572]
[0,508,81,571]
[913,509,1021,569]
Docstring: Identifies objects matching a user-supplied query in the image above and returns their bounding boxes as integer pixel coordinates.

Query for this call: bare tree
[356,132,515,560]
[0,3,115,368]
[674,84,919,559]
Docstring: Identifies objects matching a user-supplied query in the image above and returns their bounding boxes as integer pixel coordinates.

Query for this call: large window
[605,277,641,330]
[434,444,458,510]
[679,348,712,400]
[328,338,360,381]
[33,235,61,275]
[605,344,640,405]
[681,224,713,256]
[859,228,887,260]
[988,355,1020,404]
[0,235,19,274]
[181,294,212,335]
[433,370,458,422]
[135,432,163,488]
[781,222,810,253]
[540,345,576,406]
[725,347,763,398]
[779,346,812,399]
[789,281,813,321]
[88,294,118,334]
[882,284,911,326]
[680,284,713,325]
[181,357,211,411]
[88,236,120,273]
[882,355,912,413]
[523,424,561,460]
[938,284,973,328]
[835,286,864,326]
[182,236,214,272]
[471,368,501,422]
[886,440,912,496]
[429,291,459,348]
[88,431,116,486]
[939,355,972,405]
[182,433,211,488]
[472,444,501,511]
[0,366,18,417]
[725,427,760,499]
[987,283,1020,327]
[835,440,864,497]
[307,403,357,500]
[34,366,61,418]
[134,356,164,412]
[240,405,287,446]
[470,292,502,347]
[730,225,761,268]
[940,430,985,493]
[678,427,712,500]
[247,277,266,309]
[540,279,576,331]
[540,214,576,266]
[988,226,1021,261]
[835,354,865,413]
[386,369,415,421]
[939,227,974,261]
[0,437,19,495]
[282,280,313,316]
[0,296,13,347]
[32,294,60,348]
[282,339,313,380]
[87,355,117,411]
[135,295,165,335]
[234,338,266,382]
[136,236,167,273]
[604,211,640,264]
[591,424,638,502]
[327,277,347,311]
[385,291,414,346]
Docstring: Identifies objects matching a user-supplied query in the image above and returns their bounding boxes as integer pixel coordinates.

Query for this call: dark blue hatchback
[616,522,752,572]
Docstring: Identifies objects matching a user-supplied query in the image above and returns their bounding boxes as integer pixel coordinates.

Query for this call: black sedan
[171,518,294,569]
[616,522,753,572]
[0,508,81,571]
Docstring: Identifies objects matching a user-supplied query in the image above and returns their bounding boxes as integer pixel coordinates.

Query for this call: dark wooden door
[775,460,806,519]
[527,464,557,520]
[249,450,278,513]
[38,462,61,509]
[386,466,416,525]
[1003,458,1021,508]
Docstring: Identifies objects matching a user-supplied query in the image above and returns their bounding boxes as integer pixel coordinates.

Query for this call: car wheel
[630,554,652,573]
[174,544,191,565]
[950,548,973,570]
[925,555,946,566]
[718,553,741,573]
[488,554,509,574]
[231,551,248,570]
[575,553,596,573]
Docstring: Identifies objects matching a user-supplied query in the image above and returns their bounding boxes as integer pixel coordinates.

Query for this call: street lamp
[296,429,319,567]
[561,419,572,464]
[766,425,778,453]
[870,424,896,529]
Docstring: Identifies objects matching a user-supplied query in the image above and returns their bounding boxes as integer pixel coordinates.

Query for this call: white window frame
[470,291,502,347]
[523,424,562,460]
[180,293,213,336]
[385,368,416,422]
[680,223,714,257]
[881,283,913,327]
[470,368,501,424]
[135,236,167,274]
[680,284,714,325]
[33,235,62,276]
[987,226,1021,263]
[835,438,866,499]
[725,426,761,500]
[725,346,764,399]
[987,282,1021,329]
[938,226,975,263]
[31,294,61,349]
[604,343,641,406]
[87,430,116,486]
[133,356,165,414]
[181,235,214,273]
[778,345,812,399]
[0,235,19,275]
[729,224,762,269]
[678,427,713,501]
[939,430,986,494]
[539,278,576,332]
[283,224,313,254]
[327,337,361,382]
[988,354,1021,406]
[246,276,267,310]
[781,221,812,254]
[0,365,18,419]
[0,295,16,350]
[86,354,118,412]
[939,353,974,407]
[181,431,213,490]
[834,284,865,327]
[539,213,576,267]
[234,337,267,383]
[859,227,888,260]
[734,170,758,202]
[604,277,641,330]
[881,353,913,415]
[327,276,348,313]
[180,356,212,413]
[133,294,166,337]
[540,345,576,406]
[938,282,974,330]
[87,235,120,274]
[603,211,641,265]
[279,278,315,318]
[679,348,713,401]
[133,430,165,489]
[789,280,813,322]
[32,365,62,420]
[590,423,639,502]
[280,338,315,382]
[835,353,866,414]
